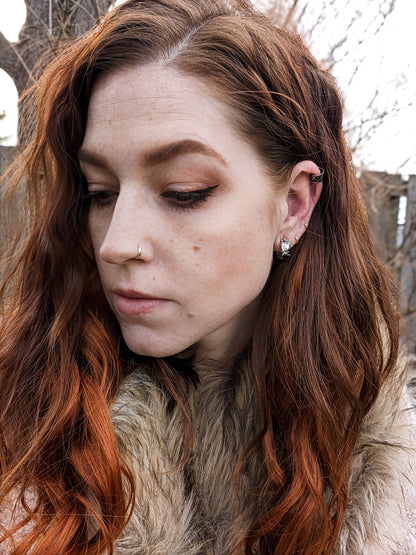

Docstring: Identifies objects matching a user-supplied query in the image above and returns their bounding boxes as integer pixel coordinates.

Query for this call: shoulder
[336,356,416,553]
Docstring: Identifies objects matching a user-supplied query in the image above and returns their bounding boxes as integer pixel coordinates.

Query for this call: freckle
[193,245,201,252]
[187,313,195,318]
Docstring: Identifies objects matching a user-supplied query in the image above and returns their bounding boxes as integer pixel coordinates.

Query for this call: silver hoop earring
[136,244,142,259]
[277,237,290,259]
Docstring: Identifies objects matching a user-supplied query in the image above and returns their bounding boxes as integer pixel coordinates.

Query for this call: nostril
[99,239,151,264]
[98,239,130,264]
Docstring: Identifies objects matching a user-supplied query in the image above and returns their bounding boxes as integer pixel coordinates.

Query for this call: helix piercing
[310,168,325,183]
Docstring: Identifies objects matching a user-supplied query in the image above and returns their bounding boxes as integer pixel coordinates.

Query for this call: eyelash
[161,185,218,210]
[82,185,219,211]
[82,190,116,208]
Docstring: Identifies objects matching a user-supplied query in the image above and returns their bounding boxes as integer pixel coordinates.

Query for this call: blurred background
[1,0,415,346]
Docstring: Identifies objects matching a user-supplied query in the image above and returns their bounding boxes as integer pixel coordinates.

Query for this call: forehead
[82,63,272,178]
[86,64,230,134]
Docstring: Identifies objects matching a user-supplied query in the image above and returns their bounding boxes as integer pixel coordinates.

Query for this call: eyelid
[83,179,119,195]
[162,184,219,197]
[160,184,219,212]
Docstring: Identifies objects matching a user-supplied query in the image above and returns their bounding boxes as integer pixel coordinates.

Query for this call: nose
[98,192,153,265]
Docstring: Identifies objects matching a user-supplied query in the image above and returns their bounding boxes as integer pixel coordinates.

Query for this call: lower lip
[114,294,168,315]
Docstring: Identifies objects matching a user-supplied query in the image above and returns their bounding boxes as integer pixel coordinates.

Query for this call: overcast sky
[0,0,415,176]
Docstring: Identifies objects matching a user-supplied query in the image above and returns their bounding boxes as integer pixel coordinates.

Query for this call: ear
[274,161,323,251]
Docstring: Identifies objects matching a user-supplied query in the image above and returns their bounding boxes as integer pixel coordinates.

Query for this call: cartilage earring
[136,244,142,259]
[310,168,325,183]
[277,237,290,259]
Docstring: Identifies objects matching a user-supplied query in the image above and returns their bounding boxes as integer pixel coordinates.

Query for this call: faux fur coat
[2,359,415,553]
[111,358,416,554]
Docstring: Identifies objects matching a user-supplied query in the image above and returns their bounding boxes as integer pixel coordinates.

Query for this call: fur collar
[111,359,416,553]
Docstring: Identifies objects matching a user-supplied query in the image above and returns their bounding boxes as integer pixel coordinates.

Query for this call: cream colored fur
[111,359,416,554]
[2,359,415,553]
[111,360,267,554]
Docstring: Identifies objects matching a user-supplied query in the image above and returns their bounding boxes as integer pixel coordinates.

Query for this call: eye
[82,190,118,208]
[161,185,218,210]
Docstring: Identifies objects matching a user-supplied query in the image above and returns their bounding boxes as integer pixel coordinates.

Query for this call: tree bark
[0,0,116,170]
[0,0,115,98]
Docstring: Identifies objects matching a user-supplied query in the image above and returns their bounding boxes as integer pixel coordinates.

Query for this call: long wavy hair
[0,0,399,553]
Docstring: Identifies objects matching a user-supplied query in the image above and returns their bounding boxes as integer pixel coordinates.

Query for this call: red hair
[0,0,399,553]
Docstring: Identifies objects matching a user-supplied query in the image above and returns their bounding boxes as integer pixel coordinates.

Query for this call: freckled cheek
[185,222,273,282]
[212,228,274,284]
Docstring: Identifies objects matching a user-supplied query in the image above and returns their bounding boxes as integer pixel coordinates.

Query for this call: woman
[1,0,415,553]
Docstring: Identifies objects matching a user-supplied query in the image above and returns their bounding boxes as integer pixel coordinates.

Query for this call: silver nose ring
[136,244,142,259]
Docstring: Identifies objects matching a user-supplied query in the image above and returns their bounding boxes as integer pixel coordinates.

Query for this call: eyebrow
[143,139,228,168]
[78,149,110,169]
[78,139,228,170]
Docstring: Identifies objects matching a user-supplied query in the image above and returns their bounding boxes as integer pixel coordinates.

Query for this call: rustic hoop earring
[310,168,325,183]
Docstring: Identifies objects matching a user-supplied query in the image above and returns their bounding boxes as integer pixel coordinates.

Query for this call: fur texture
[2,360,415,553]
[111,360,267,554]
[111,359,416,554]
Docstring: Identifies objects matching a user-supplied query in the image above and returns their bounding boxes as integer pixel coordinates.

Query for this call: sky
[0,0,415,176]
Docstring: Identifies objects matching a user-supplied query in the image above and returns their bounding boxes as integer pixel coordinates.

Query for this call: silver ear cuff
[310,168,325,183]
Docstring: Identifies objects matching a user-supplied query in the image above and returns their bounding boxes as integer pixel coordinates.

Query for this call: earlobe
[274,161,323,251]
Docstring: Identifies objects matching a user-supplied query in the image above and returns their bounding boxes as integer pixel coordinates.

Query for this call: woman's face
[80,64,285,361]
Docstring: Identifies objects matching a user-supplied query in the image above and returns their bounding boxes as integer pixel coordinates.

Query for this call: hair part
[0,0,399,553]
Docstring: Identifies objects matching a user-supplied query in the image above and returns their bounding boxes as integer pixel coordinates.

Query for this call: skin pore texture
[82,64,321,362]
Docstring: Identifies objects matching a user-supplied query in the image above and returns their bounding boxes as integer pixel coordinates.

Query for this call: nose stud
[136,244,142,259]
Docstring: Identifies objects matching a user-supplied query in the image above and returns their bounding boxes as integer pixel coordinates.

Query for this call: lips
[115,288,163,300]
[113,288,168,315]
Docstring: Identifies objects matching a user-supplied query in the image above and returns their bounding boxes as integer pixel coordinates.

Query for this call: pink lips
[114,289,168,315]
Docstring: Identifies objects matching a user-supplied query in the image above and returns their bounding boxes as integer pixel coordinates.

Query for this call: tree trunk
[399,175,416,351]
[0,0,115,97]
[0,0,116,180]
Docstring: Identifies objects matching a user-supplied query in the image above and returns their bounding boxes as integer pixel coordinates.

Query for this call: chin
[123,335,193,359]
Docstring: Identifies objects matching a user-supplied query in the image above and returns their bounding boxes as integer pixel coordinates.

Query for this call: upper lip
[115,288,165,300]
